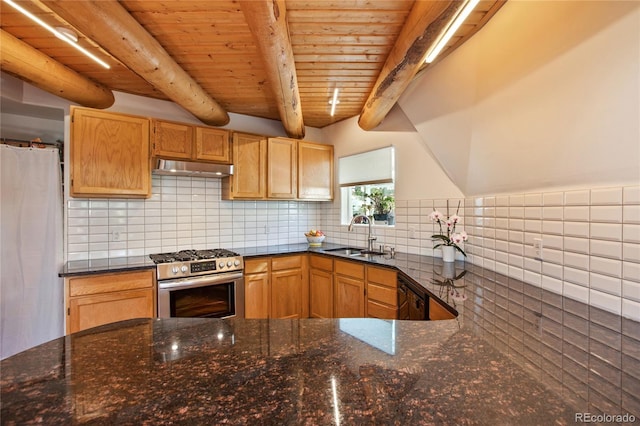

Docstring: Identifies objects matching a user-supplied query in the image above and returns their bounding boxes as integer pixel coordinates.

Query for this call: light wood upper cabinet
[70,107,151,198]
[267,137,297,199]
[298,141,334,200]
[222,132,267,199]
[196,127,231,163]
[152,120,193,160]
[222,136,333,201]
[152,119,231,163]
[66,269,155,334]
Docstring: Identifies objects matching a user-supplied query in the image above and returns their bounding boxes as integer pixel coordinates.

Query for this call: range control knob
[171,266,179,275]
[181,265,188,273]
[234,260,241,267]
[219,261,225,269]
[227,260,233,267]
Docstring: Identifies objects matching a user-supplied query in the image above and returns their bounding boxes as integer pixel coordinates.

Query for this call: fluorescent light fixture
[3,0,110,69]
[329,88,340,117]
[425,0,480,64]
[54,27,78,43]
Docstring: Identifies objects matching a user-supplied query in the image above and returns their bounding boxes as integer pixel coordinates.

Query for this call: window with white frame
[339,146,395,226]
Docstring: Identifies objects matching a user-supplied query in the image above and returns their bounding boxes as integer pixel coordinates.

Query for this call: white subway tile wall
[320,185,640,319]
[66,176,323,261]
[66,181,640,318]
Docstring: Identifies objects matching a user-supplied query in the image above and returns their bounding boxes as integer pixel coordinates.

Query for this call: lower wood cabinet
[429,298,456,320]
[272,255,309,319]
[243,254,453,321]
[243,255,308,319]
[244,258,270,319]
[334,259,365,318]
[66,270,155,334]
[309,255,334,318]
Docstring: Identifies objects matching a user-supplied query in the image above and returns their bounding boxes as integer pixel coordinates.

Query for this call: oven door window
[170,283,235,318]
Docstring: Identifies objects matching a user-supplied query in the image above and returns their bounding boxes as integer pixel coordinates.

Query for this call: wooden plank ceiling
[0,0,505,132]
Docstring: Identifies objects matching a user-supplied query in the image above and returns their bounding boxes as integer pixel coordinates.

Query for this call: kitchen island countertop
[2,317,582,425]
[10,242,640,423]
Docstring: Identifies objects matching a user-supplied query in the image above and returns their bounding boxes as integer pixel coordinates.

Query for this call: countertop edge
[59,243,462,315]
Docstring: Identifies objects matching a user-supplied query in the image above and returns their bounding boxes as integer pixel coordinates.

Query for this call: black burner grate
[150,249,241,264]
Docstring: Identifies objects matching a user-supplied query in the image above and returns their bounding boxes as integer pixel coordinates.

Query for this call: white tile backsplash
[66,176,323,261]
[65,183,640,318]
[453,185,637,317]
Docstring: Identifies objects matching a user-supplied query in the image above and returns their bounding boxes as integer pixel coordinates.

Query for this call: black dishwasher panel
[397,275,428,320]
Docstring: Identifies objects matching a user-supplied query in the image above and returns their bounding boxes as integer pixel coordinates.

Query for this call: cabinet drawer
[367,266,397,288]
[335,260,365,279]
[68,288,154,334]
[272,255,302,271]
[367,282,397,306]
[245,258,270,274]
[367,300,397,320]
[310,255,333,272]
[68,270,153,297]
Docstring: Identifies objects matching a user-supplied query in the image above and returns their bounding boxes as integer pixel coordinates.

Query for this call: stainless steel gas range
[150,249,244,319]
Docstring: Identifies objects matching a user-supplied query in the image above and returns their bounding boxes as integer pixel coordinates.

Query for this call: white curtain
[1,144,63,359]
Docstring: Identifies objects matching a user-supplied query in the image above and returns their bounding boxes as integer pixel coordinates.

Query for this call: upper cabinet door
[267,137,297,199]
[195,127,231,163]
[71,107,151,198]
[298,141,334,200]
[151,119,193,160]
[223,132,267,199]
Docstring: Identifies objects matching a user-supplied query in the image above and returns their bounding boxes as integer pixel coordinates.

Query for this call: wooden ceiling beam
[358,1,464,130]
[38,0,229,126]
[239,0,305,139]
[0,29,115,109]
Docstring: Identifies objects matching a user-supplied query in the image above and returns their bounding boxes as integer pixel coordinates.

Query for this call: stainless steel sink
[323,247,385,257]
[323,247,363,256]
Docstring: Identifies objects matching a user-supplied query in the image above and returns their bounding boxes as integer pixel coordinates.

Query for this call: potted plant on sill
[365,187,395,222]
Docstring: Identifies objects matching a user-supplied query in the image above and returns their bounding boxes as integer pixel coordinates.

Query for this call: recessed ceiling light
[3,0,110,69]
[329,88,340,117]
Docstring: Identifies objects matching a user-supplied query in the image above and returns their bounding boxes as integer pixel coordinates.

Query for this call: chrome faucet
[348,214,377,252]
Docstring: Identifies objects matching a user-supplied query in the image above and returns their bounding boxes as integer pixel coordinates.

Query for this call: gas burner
[195,249,241,259]
[149,248,244,280]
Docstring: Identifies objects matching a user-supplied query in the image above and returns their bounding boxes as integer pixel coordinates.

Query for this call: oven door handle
[158,272,244,290]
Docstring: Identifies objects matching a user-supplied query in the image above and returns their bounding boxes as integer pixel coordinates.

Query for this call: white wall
[399,0,640,196]
[320,1,640,318]
[322,105,463,201]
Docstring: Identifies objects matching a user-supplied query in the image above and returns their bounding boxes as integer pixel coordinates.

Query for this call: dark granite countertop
[60,256,156,277]
[59,243,466,315]
[5,260,640,424]
[49,245,640,423]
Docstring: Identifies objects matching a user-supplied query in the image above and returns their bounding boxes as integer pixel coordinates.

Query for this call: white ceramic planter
[442,245,455,262]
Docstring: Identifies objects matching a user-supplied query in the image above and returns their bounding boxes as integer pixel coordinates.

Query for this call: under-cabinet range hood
[153,159,233,178]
